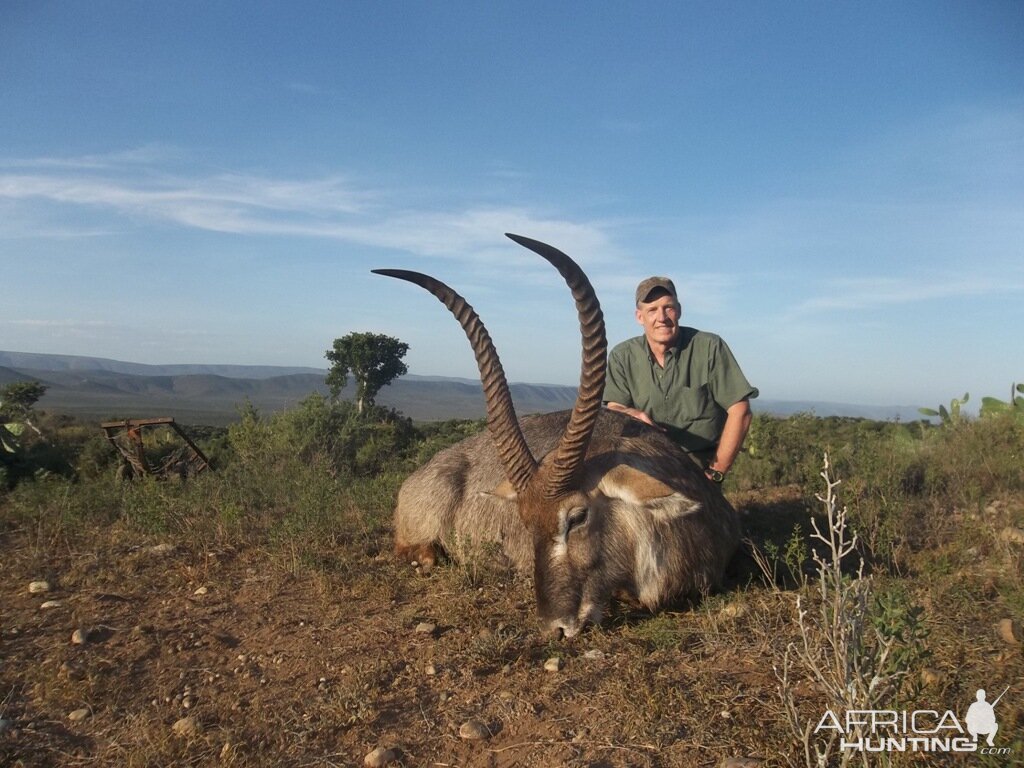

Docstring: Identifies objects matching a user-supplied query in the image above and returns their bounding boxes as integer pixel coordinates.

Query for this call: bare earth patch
[2,485,1022,766]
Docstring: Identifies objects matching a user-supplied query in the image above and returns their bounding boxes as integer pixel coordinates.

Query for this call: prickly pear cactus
[919,393,969,427]
[980,382,1024,423]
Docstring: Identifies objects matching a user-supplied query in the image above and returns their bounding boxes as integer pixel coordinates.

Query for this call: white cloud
[2,319,115,328]
[0,153,615,265]
[788,275,1024,318]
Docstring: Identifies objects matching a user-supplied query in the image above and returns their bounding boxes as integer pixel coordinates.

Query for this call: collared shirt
[602,328,758,452]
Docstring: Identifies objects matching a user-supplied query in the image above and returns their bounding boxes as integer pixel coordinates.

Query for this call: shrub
[227,395,418,479]
[777,455,930,768]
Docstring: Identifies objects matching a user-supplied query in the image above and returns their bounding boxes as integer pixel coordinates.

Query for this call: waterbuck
[375,234,740,638]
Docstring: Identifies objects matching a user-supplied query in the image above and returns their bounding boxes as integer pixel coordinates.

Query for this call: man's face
[635,293,681,347]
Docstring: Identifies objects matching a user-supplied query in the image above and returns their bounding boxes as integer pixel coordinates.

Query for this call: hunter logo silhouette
[965,687,1008,747]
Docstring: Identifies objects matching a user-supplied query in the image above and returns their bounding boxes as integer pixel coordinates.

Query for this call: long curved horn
[504,234,607,497]
[371,269,538,493]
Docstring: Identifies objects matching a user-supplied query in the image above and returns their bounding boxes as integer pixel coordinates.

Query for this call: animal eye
[566,506,589,533]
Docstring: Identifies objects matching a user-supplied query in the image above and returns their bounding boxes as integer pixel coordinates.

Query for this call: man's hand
[604,402,665,431]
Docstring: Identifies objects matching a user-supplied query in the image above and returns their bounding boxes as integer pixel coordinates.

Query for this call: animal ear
[595,464,677,503]
[484,478,518,500]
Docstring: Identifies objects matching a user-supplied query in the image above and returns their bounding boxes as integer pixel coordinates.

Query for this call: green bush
[412,418,486,465]
[732,409,1024,570]
[227,395,418,479]
[4,393,1021,587]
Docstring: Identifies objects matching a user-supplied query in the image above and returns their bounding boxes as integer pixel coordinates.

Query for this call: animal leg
[395,541,441,574]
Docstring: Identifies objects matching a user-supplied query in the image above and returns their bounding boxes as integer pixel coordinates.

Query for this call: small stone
[414,622,437,635]
[543,656,563,672]
[172,716,201,738]
[39,600,62,609]
[60,661,85,681]
[71,628,89,645]
[148,543,176,556]
[424,664,437,676]
[193,586,208,596]
[721,758,763,768]
[459,719,490,740]
[920,667,942,686]
[68,708,90,722]
[997,618,1021,645]
[999,527,1024,544]
[364,746,399,767]
[28,581,51,594]
[719,603,748,619]
[583,649,605,660]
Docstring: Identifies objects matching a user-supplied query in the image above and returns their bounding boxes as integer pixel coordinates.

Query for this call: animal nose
[545,625,566,641]
[544,621,581,641]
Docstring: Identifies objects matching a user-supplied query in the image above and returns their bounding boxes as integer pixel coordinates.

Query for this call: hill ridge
[0,350,925,424]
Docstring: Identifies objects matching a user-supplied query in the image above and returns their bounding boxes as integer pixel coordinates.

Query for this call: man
[603,276,758,484]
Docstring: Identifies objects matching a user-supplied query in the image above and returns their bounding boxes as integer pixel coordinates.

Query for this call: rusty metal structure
[101,417,211,480]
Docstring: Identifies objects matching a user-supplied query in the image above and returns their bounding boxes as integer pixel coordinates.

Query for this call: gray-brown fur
[393,408,741,636]
[382,234,740,638]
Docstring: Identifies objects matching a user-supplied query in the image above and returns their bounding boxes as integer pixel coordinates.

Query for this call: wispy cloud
[0,170,368,217]
[0,151,615,263]
[2,319,115,328]
[0,145,181,171]
[788,275,1024,318]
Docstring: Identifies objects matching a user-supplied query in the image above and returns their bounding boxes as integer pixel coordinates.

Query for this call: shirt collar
[645,331,686,363]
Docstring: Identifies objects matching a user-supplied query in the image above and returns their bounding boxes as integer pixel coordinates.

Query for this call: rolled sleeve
[602,345,634,407]
[708,337,758,409]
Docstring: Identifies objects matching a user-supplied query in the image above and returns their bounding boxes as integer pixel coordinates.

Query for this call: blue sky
[2,1,1022,407]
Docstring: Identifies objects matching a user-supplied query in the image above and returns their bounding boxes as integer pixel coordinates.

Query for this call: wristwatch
[705,466,725,484]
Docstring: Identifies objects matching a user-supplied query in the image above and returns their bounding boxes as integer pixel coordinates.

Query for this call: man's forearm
[711,399,752,474]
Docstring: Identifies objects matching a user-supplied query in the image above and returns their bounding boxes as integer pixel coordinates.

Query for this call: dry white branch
[776,453,908,768]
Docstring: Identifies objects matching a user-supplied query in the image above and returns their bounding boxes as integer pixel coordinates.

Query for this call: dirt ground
[1,485,1021,767]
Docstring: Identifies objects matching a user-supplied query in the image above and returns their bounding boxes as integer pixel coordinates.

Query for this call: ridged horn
[504,234,607,498]
[371,268,538,493]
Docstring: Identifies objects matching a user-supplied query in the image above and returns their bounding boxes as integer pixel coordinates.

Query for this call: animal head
[375,234,686,637]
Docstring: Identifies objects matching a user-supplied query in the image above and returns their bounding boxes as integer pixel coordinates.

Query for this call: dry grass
[2,415,1023,766]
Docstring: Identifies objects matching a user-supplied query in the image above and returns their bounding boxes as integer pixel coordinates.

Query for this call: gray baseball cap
[635,276,677,306]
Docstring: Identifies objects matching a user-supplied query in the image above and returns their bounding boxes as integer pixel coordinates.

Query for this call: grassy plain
[1,399,1022,766]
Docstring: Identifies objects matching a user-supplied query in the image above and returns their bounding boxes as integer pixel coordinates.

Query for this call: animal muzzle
[542,602,603,640]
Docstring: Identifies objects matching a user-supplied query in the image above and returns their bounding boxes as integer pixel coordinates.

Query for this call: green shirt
[603,328,758,452]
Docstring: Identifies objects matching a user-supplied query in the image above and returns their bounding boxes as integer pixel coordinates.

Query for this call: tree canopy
[0,381,48,421]
[325,332,409,414]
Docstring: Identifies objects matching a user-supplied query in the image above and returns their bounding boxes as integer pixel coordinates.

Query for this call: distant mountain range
[0,350,323,379]
[0,351,927,425]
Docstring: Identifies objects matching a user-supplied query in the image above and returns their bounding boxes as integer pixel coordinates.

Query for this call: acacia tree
[325,332,409,415]
[0,380,48,458]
